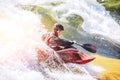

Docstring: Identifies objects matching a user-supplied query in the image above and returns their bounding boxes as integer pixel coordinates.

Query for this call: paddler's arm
[53,37,74,47]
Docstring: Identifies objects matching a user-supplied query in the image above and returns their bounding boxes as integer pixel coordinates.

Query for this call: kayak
[57,48,95,64]
[37,48,95,64]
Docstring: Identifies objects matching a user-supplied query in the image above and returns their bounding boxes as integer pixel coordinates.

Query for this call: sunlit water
[0,0,120,80]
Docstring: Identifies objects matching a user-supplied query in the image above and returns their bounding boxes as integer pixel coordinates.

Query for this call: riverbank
[92,55,120,80]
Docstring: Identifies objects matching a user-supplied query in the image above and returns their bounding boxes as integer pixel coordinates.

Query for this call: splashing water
[0,0,105,80]
[29,0,120,43]
[0,4,46,80]
[22,0,120,58]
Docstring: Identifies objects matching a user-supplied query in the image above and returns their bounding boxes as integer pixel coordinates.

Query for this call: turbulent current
[0,0,120,80]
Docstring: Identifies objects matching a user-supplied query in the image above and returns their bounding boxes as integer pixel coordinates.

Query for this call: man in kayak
[41,23,95,64]
[42,23,76,51]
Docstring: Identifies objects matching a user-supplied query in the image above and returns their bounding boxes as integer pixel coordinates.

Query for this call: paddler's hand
[72,40,77,44]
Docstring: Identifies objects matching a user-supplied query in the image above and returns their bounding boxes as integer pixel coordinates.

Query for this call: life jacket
[42,32,55,45]
[42,32,62,51]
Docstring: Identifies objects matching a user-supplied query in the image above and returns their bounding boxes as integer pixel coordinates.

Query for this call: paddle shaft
[75,43,82,46]
[74,42,97,53]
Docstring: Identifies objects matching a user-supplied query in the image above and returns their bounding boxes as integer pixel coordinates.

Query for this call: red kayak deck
[57,48,95,64]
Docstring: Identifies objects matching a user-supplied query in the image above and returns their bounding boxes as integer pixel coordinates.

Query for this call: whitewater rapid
[29,0,120,43]
[0,0,106,80]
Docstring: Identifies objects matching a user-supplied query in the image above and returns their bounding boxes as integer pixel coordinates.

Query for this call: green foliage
[104,2,120,15]
[97,0,120,15]
[97,0,107,3]
[97,0,120,3]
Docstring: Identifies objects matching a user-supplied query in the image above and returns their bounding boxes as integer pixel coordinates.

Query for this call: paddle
[74,42,97,53]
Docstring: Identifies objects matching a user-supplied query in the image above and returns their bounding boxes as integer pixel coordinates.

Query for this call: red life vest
[42,32,55,45]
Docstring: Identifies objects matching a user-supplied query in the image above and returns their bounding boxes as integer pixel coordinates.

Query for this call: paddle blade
[81,44,97,53]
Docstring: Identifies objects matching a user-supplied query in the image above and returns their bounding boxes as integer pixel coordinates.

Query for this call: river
[0,0,120,80]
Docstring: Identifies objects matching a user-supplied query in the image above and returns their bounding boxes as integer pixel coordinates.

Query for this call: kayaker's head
[53,23,64,36]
